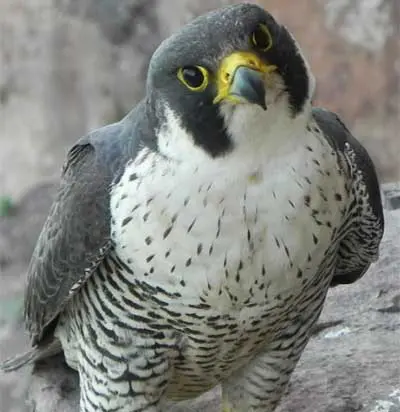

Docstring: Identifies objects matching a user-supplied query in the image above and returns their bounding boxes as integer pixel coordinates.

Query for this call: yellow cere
[213,51,277,105]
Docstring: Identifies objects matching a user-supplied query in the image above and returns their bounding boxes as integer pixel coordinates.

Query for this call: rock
[382,182,400,211]
[0,182,56,269]
[0,182,57,412]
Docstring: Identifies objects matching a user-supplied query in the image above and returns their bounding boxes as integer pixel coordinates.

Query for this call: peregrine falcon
[1,4,384,412]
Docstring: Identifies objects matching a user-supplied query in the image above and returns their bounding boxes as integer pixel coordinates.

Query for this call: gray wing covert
[313,108,384,287]
[24,116,140,345]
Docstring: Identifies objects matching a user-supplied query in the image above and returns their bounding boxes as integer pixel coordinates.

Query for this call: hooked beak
[213,51,277,110]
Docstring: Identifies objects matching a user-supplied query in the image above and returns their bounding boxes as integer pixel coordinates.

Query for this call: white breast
[110,124,348,315]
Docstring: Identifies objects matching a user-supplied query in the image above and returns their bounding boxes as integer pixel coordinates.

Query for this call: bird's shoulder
[24,105,147,344]
[312,107,384,286]
[312,107,382,220]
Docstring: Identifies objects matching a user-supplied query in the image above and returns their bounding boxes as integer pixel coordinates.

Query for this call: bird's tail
[0,339,62,372]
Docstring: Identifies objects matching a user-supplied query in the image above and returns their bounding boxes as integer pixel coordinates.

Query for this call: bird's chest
[105,145,348,394]
[110,146,347,315]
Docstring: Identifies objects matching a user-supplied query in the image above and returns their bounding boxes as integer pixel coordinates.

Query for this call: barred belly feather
[56,123,350,411]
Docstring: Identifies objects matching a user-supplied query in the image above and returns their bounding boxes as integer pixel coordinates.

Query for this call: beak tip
[228,66,267,111]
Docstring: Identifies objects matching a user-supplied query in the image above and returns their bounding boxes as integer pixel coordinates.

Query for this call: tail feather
[0,340,62,372]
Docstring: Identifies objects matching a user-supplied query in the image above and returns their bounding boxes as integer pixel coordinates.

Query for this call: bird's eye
[251,24,273,51]
[177,66,209,92]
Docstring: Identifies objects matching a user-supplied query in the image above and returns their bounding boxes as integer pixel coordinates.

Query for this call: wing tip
[0,349,37,372]
[0,340,62,373]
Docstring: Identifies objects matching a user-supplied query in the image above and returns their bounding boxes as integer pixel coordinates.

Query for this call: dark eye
[177,66,209,91]
[251,24,273,51]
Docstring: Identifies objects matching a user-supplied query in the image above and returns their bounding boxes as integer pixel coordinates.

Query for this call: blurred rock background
[0,1,399,411]
[0,0,399,201]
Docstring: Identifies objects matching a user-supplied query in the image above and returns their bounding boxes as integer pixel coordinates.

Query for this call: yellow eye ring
[251,24,273,52]
[177,66,209,92]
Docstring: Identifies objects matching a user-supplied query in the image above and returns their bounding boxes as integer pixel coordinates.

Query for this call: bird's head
[146,3,315,161]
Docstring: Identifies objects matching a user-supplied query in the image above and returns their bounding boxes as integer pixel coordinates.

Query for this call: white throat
[220,95,312,158]
[157,97,313,174]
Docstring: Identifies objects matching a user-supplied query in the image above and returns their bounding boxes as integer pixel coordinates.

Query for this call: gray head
[145,3,315,159]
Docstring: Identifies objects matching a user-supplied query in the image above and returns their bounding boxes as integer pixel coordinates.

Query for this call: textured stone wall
[0,0,399,200]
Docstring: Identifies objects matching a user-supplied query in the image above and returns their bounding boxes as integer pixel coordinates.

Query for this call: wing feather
[313,108,384,286]
[24,110,142,344]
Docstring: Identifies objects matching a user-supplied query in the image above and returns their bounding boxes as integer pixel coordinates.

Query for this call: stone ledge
[381,182,400,211]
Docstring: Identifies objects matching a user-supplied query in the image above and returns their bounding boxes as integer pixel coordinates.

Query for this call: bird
[1,3,384,412]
